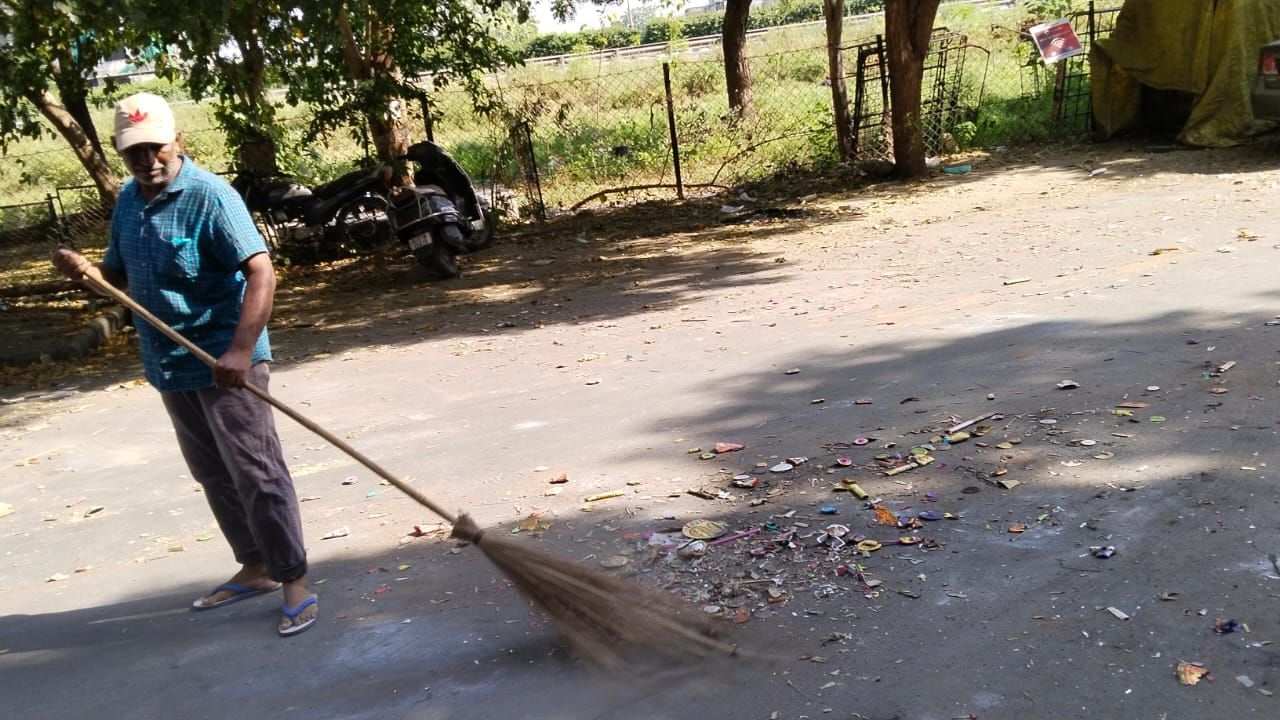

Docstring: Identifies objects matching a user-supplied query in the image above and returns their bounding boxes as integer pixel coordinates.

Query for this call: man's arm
[212,251,275,389]
[51,246,128,292]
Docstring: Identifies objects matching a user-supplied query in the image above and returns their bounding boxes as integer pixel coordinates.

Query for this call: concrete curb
[2,304,130,367]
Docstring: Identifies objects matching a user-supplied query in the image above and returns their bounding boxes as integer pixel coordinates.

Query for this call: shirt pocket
[157,237,201,280]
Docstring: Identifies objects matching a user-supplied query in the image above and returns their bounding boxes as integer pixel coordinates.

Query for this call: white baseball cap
[113,92,176,151]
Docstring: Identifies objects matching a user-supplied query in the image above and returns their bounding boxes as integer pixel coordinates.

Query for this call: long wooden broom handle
[81,265,459,526]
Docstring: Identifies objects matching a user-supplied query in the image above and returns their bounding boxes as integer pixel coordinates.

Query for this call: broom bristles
[452,513,737,670]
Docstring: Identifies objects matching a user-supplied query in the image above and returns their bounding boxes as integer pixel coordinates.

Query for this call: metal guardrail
[523,0,1009,67]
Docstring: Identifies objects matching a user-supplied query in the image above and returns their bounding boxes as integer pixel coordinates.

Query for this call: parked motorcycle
[231,163,393,260]
[232,141,493,277]
[388,140,494,278]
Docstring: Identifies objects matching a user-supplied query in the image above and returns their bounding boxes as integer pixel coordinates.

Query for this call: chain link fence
[0,6,1123,296]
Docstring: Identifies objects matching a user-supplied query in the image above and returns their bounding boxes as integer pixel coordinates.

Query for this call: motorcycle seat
[311,165,387,198]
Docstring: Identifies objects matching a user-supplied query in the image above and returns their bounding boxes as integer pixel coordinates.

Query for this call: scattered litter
[1008,524,1027,533]
[1213,618,1243,634]
[584,490,624,502]
[785,368,801,375]
[1091,546,1116,559]
[516,514,552,533]
[683,519,729,540]
[549,473,569,484]
[1151,247,1180,255]
[1057,380,1080,390]
[770,462,794,473]
[996,479,1021,490]
[0,502,12,518]
[1146,386,1160,392]
[677,540,709,559]
[600,556,629,568]
[835,480,869,500]
[714,442,745,454]
[1160,591,1180,601]
[47,573,70,582]
[943,164,972,175]
[1003,277,1031,286]
[342,475,358,485]
[1106,607,1131,620]
[1177,661,1210,686]
[874,505,898,526]
[322,527,350,540]
[1238,675,1256,689]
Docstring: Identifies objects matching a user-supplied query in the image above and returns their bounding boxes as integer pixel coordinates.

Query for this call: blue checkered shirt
[103,158,271,392]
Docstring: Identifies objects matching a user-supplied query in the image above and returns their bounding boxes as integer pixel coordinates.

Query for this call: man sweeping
[52,92,317,637]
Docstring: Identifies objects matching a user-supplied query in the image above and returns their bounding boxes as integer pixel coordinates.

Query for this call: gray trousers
[161,363,308,583]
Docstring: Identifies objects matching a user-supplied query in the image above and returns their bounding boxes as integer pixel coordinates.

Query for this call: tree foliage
[274,0,530,167]
[138,0,294,173]
[0,0,132,204]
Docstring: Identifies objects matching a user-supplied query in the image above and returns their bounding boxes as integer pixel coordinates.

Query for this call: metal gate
[845,31,986,164]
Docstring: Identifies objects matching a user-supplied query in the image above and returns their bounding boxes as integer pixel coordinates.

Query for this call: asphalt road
[3,143,1280,720]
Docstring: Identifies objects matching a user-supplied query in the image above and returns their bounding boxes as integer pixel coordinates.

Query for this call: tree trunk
[884,0,941,179]
[368,108,411,168]
[823,0,853,162]
[229,5,278,174]
[722,0,754,117]
[61,91,106,160]
[336,5,412,182]
[29,89,120,206]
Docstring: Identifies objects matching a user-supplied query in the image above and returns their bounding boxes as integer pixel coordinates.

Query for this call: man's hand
[52,245,91,281]
[213,347,254,389]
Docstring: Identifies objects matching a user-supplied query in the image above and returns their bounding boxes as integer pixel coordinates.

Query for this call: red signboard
[1030,19,1084,64]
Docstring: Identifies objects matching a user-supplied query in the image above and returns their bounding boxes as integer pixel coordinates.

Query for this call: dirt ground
[5,137,1280,720]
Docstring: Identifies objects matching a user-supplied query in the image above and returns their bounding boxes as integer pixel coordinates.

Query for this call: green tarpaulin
[1091,0,1280,146]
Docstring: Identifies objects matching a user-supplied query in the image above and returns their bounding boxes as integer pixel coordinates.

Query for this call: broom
[81,266,736,669]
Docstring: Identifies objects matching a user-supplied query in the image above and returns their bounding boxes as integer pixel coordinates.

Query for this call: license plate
[408,233,433,251]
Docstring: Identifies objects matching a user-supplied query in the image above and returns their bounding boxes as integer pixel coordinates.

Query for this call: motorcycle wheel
[465,207,497,252]
[413,243,460,279]
[336,194,391,250]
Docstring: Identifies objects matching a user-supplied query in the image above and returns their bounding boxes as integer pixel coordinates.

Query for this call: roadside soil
[4,137,1280,720]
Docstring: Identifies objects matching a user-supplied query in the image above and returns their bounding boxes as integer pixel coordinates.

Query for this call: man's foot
[193,564,278,609]
[278,579,318,636]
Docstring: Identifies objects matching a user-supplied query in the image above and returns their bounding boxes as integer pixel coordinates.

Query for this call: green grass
[0,2,1096,221]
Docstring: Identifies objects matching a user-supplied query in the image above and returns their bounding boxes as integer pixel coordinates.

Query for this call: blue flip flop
[191,582,281,611]
[278,595,318,637]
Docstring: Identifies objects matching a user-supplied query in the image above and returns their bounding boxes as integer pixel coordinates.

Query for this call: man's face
[119,142,180,188]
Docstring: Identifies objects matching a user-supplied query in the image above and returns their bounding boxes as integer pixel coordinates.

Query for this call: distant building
[684,1,726,13]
